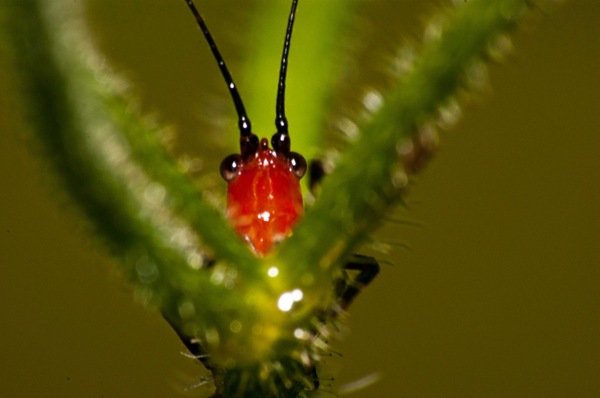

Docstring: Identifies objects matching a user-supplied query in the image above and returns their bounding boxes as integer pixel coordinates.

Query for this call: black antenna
[275,0,299,136]
[183,0,257,156]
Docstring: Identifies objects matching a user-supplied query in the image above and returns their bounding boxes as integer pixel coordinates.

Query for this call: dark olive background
[1,1,599,397]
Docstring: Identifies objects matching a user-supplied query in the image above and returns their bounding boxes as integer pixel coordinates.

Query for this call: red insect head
[220,135,306,255]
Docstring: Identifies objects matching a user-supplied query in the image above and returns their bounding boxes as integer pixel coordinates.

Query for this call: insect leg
[336,254,380,310]
[308,159,326,194]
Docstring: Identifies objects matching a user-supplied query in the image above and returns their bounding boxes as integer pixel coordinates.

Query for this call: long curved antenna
[183,0,252,140]
[275,0,299,135]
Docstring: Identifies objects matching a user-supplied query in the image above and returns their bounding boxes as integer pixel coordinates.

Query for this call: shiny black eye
[288,152,306,178]
[220,154,243,181]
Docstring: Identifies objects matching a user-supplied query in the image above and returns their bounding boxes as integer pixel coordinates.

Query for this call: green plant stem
[2,0,537,396]
[275,0,530,292]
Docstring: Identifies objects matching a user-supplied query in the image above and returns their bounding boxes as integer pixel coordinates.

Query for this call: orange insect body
[225,138,303,255]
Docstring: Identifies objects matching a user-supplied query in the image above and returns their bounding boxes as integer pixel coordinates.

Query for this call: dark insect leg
[308,160,381,310]
[165,319,212,369]
[306,363,320,390]
[162,259,223,395]
[163,316,225,397]
[308,159,326,194]
[307,255,379,392]
[336,254,380,310]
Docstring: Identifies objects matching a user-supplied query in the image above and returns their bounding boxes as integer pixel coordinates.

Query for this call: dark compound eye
[220,154,243,181]
[288,152,306,179]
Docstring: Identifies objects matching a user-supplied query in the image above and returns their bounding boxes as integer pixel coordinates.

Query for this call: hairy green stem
[276,0,530,297]
[2,0,537,396]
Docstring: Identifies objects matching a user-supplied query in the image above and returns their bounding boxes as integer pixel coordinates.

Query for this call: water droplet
[278,293,294,312]
[424,15,445,43]
[178,300,195,319]
[291,289,303,302]
[362,90,383,113]
[205,328,220,346]
[335,117,359,140]
[229,320,242,333]
[267,266,279,278]
[391,167,408,189]
[437,99,462,130]
[397,125,438,174]
[278,289,304,312]
[392,46,415,77]
[210,269,224,285]
[135,256,158,284]
[187,252,203,270]
[294,328,308,340]
[143,183,165,205]
[487,34,513,61]
[465,61,490,94]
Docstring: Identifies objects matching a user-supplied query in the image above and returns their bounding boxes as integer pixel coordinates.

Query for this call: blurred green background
[1,0,599,397]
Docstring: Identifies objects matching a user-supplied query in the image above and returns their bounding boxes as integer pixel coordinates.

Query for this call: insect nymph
[185,0,306,256]
[173,0,380,395]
